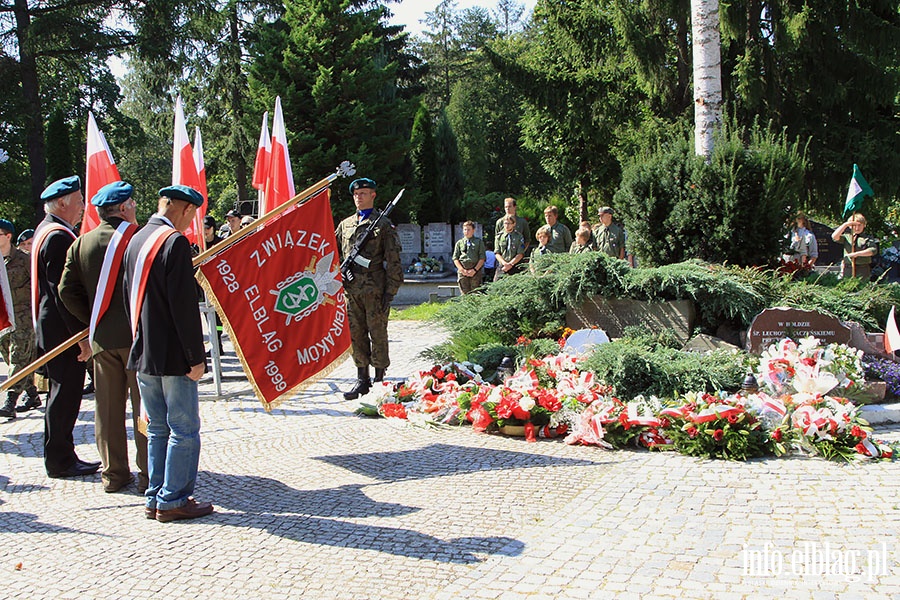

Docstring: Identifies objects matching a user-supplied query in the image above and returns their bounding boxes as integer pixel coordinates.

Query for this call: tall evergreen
[44,109,74,182]
[434,108,464,223]
[247,0,420,216]
[408,102,438,224]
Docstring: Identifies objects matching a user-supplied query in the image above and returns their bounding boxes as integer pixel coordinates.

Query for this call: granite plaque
[424,222,453,263]
[746,307,851,353]
[565,297,696,344]
[397,223,422,267]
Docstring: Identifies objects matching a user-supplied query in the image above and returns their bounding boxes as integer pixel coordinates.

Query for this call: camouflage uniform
[336,208,403,369]
[1,247,39,405]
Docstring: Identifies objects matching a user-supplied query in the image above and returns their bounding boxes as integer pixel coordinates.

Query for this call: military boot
[17,389,42,412]
[343,367,371,400]
[373,368,386,383]
[0,392,17,419]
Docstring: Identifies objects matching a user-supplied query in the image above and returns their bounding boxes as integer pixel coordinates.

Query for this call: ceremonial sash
[128,226,178,335]
[30,222,76,329]
[89,221,139,346]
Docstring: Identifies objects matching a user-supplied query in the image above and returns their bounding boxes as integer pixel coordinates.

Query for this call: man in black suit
[33,175,99,478]
[123,185,212,523]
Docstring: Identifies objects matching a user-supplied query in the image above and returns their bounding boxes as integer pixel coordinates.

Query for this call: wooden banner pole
[1,166,351,393]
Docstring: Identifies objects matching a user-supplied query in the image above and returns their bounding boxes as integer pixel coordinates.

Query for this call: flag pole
[1,162,356,393]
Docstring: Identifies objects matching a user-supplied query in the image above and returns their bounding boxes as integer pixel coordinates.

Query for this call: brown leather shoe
[144,507,157,520]
[155,498,214,523]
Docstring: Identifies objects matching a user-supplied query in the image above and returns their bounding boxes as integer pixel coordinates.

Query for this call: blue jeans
[137,374,201,510]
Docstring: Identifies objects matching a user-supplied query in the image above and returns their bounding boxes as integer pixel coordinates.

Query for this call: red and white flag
[192,126,208,251]
[0,255,15,338]
[83,112,122,234]
[252,111,271,214]
[885,306,900,355]
[197,187,349,410]
[264,97,295,215]
[171,97,204,246]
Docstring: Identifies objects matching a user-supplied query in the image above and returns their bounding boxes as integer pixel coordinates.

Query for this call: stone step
[861,402,900,424]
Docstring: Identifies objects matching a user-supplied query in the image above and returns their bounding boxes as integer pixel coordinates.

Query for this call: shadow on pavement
[312,442,603,481]
[200,471,523,564]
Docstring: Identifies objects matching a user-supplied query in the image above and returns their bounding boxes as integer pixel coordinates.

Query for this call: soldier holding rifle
[335,178,403,400]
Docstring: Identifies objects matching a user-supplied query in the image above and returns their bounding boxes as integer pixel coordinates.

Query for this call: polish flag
[192,126,208,251]
[83,112,121,233]
[885,306,900,356]
[171,97,204,245]
[252,111,271,214]
[264,97,295,214]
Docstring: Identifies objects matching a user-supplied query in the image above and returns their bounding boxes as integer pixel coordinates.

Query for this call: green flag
[842,164,874,218]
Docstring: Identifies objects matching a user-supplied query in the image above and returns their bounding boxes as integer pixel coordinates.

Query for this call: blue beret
[41,175,81,202]
[17,229,33,244]
[158,185,204,207]
[91,180,133,207]
[349,178,377,193]
[0,219,14,235]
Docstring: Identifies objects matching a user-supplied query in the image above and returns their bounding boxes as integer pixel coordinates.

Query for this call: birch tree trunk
[691,0,723,158]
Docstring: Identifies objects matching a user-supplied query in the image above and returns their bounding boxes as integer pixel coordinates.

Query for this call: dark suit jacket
[59,216,134,354]
[34,214,83,354]
[123,216,205,376]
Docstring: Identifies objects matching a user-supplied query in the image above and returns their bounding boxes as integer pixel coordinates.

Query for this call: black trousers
[43,347,86,473]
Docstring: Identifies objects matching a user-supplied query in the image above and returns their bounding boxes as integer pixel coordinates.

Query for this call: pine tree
[408,102,438,224]
[247,0,420,216]
[434,108,464,223]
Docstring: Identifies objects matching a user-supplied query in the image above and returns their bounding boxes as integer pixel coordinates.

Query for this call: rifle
[340,188,404,283]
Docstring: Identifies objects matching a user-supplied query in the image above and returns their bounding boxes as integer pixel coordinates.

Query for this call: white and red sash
[30,221,76,329]
[89,221,139,346]
[128,225,178,335]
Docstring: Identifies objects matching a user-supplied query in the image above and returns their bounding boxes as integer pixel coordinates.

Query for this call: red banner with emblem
[197,187,349,410]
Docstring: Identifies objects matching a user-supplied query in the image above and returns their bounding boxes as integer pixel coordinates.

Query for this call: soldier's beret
[40,175,81,202]
[17,229,33,244]
[159,185,204,207]
[0,219,14,235]
[349,178,377,193]
[91,180,133,207]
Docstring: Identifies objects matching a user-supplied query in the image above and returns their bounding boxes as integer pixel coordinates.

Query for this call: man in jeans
[123,185,212,522]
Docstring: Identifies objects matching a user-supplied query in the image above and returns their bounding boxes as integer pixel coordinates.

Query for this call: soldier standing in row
[0,219,41,419]
[335,178,403,400]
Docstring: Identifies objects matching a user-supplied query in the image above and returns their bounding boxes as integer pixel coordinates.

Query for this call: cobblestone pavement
[1,321,899,600]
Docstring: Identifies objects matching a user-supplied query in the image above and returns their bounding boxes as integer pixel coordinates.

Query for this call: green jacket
[495,215,531,251]
[496,230,526,263]
[452,236,486,270]
[546,222,572,254]
[593,222,626,258]
[59,217,134,353]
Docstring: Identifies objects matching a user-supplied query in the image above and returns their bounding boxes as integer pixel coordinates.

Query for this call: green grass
[390,301,446,321]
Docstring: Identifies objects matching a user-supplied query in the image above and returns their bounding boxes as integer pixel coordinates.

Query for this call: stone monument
[397,223,422,270]
[424,222,453,265]
[745,307,851,353]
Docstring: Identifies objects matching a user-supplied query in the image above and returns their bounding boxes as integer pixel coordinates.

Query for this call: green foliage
[774,279,900,332]
[616,122,806,267]
[45,110,74,182]
[580,340,746,400]
[407,102,438,224]
[389,301,445,321]
[468,342,516,372]
[434,108,464,222]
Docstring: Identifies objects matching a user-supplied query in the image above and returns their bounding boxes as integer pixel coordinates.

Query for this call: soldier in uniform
[17,229,34,253]
[592,206,625,259]
[59,181,149,493]
[452,221,486,294]
[494,215,525,281]
[0,219,41,419]
[33,175,99,478]
[335,178,403,400]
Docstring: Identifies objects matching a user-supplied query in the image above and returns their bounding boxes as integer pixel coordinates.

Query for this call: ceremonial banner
[172,97,204,246]
[197,187,349,410]
[83,112,121,234]
[842,164,874,218]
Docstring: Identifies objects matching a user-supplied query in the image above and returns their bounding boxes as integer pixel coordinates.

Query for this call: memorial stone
[809,220,843,266]
[397,223,422,270]
[746,307,851,353]
[424,222,453,264]
[566,297,696,344]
